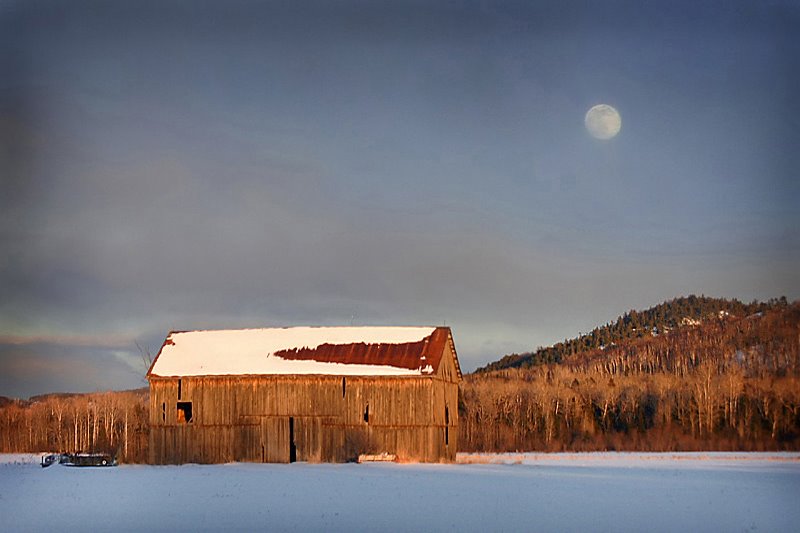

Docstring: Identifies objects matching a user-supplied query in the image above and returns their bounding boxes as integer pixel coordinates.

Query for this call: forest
[1,297,798,460]
[0,389,149,462]
[461,300,800,451]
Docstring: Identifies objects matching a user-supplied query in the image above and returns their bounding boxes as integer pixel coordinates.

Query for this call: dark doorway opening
[289,417,297,463]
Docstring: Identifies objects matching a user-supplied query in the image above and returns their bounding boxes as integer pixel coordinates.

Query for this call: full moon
[585,104,621,140]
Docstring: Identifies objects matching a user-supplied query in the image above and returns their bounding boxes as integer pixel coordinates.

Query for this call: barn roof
[147,326,457,378]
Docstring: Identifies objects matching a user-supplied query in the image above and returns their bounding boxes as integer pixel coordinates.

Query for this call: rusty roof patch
[274,327,450,374]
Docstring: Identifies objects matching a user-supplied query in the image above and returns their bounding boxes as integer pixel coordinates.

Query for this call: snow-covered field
[2,453,798,532]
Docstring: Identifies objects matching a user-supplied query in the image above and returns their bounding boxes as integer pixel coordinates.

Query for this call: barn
[146,326,461,464]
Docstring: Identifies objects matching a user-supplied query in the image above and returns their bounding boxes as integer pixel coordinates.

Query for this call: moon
[585,104,621,140]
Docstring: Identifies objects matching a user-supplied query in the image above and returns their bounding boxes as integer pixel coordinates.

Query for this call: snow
[0,453,43,465]
[2,453,798,532]
[149,326,437,377]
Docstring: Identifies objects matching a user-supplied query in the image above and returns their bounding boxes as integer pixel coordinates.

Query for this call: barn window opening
[177,402,193,423]
[177,379,182,400]
[445,405,450,446]
[161,402,166,422]
[342,377,346,398]
[363,404,369,424]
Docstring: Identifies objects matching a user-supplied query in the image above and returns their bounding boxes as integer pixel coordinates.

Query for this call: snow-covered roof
[148,326,450,378]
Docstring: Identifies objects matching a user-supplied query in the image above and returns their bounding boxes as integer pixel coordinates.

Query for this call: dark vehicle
[59,453,117,467]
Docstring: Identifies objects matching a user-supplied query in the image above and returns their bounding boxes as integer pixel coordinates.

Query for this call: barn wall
[149,374,459,464]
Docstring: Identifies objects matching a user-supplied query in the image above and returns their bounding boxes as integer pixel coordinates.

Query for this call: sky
[1,0,798,398]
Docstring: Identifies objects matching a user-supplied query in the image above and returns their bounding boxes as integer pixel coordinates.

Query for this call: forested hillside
[477,295,789,372]
[461,301,800,451]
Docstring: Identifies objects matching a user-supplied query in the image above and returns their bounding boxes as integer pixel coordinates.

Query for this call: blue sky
[1,0,798,397]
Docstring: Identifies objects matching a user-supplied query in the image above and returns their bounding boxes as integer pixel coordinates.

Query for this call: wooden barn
[146,326,461,464]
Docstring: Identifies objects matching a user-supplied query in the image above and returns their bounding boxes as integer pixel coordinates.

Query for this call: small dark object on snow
[59,453,117,467]
[41,454,59,468]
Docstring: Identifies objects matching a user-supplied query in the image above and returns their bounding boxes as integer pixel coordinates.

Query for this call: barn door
[261,418,291,463]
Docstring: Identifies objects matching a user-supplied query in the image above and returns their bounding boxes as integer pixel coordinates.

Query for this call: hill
[476,295,789,372]
[0,396,19,408]
[27,387,148,403]
[460,300,800,452]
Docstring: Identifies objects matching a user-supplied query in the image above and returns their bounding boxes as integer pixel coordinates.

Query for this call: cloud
[0,333,133,348]
[0,342,148,400]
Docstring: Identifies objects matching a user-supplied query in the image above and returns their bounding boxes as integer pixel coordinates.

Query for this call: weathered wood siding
[149,373,458,464]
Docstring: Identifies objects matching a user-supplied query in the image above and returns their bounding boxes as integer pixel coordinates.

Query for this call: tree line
[0,389,149,462]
